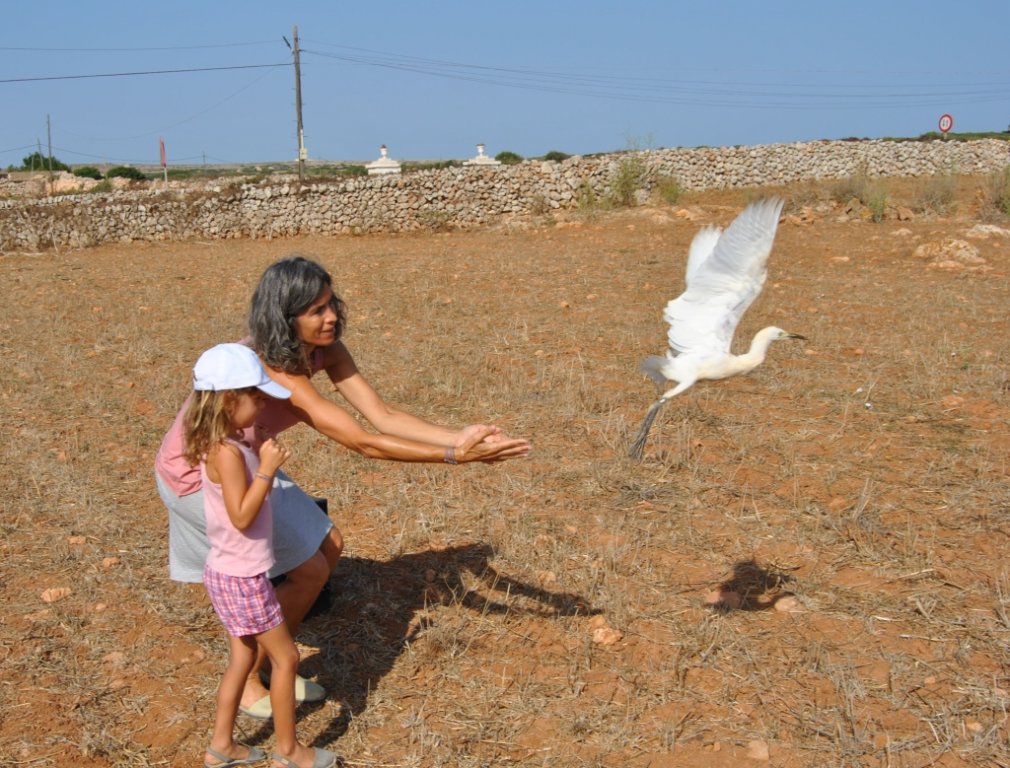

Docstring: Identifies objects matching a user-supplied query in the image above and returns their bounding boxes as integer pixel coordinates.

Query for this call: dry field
[2,177,1009,768]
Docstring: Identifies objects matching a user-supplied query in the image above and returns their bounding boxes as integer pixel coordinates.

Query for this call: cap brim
[257,379,292,399]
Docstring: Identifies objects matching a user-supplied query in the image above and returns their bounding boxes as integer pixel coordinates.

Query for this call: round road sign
[938,114,954,133]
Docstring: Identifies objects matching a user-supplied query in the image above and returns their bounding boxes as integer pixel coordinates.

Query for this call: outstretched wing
[663,197,784,356]
[684,224,723,283]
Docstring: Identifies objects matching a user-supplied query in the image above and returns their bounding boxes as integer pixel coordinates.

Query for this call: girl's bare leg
[242,527,344,706]
[206,634,258,764]
[258,623,317,767]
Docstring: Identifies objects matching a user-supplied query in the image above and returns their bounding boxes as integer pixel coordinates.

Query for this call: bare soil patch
[2,179,1009,767]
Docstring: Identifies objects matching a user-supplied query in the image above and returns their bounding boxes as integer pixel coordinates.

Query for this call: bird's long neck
[734,327,779,373]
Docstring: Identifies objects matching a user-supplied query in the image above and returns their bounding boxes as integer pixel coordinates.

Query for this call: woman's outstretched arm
[324,341,524,449]
[264,344,529,463]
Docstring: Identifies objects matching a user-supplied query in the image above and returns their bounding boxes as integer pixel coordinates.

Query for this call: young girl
[183,343,338,768]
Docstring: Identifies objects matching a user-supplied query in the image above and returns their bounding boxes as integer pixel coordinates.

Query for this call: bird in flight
[629,197,805,458]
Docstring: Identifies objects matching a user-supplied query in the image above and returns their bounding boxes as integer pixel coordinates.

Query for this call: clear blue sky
[3,1,1008,167]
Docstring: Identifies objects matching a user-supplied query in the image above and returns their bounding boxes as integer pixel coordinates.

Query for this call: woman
[155,256,531,720]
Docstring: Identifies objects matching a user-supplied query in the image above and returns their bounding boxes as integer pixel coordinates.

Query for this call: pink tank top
[154,347,324,496]
[201,438,274,577]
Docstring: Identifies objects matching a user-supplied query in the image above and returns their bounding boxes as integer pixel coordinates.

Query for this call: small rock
[774,596,803,613]
[41,587,71,603]
[592,626,623,646]
[588,615,622,645]
[746,740,770,761]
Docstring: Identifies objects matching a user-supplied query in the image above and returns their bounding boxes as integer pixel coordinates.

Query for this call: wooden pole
[293,25,305,181]
[46,114,53,186]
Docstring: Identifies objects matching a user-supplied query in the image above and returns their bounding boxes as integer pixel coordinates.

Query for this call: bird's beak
[786,332,807,340]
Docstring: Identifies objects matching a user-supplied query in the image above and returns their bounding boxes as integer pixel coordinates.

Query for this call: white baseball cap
[192,343,291,399]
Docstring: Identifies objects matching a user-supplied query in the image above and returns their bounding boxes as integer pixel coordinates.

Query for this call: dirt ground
[2,178,1009,768]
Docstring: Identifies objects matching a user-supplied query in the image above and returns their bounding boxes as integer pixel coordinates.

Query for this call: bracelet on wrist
[443,446,458,465]
[255,471,273,483]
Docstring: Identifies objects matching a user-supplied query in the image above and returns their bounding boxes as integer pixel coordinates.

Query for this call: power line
[300,40,1010,110]
[0,41,277,52]
[58,65,282,142]
[0,62,288,84]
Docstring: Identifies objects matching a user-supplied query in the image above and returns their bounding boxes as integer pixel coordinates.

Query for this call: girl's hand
[454,425,531,463]
[258,437,292,475]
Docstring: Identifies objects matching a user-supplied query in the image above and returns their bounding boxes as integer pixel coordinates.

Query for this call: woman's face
[294,285,339,349]
[229,390,268,430]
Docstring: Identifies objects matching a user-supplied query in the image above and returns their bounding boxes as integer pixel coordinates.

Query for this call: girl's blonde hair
[181,387,255,466]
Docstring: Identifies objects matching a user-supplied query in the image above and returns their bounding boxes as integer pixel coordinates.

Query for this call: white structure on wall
[365,144,402,176]
[463,143,501,167]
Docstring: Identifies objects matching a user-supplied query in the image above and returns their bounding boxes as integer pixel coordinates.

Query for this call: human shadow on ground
[706,557,797,613]
[242,542,599,748]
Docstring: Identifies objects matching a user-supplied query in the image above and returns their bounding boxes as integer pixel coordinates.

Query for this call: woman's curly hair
[248,256,347,374]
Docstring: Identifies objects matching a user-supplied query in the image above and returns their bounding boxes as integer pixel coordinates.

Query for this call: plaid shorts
[203,565,284,637]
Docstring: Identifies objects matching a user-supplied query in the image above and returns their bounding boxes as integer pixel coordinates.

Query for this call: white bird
[629,197,805,458]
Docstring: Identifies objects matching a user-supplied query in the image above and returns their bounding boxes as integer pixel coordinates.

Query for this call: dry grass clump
[912,169,959,215]
[978,166,1010,220]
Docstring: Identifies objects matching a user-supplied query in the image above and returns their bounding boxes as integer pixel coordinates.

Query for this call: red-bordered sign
[938,114,954,134]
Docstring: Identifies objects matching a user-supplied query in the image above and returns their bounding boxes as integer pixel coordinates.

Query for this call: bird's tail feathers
[639,355,669,386]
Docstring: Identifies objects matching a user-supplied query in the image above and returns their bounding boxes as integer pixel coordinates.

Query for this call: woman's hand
[454,423,501,447]
[258,437,292,476]
[454,425,531,463]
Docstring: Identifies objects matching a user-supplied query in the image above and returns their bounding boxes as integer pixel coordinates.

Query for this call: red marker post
[938,114,953,140]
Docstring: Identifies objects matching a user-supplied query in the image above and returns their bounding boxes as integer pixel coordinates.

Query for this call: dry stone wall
[2,139,1007,252]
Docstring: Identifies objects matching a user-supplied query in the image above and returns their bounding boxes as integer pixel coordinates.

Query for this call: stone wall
[2,139,1007,252]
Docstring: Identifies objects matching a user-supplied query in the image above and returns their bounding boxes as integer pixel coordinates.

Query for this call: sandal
[272,747,338,768]
[204,744,266,767]
[238,694,272,720]
[258,671,326,703]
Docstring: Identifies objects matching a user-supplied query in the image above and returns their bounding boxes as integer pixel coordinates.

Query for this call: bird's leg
[628,397,669,459]
[628,380,693,459]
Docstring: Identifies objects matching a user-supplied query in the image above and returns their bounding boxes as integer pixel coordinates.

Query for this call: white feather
[664,197,784,359]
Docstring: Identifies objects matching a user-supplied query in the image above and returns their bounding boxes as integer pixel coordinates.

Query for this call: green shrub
[606,153,649,207]
[495,151,523,165]
[418,208,453,231]
[655,174,682,205]
[73,166,103,180]
[107,165,147,181]
[403,160,459,172]
[541,150,570,162]
[19,151,70,172]
[576,181,599,218]
[866,188,889,222]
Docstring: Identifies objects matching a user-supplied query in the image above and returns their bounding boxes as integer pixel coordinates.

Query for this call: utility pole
[46,114,53,184]
[292,25,306,181]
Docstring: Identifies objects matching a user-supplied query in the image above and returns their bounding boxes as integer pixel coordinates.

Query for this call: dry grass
[1,176,1009,767]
